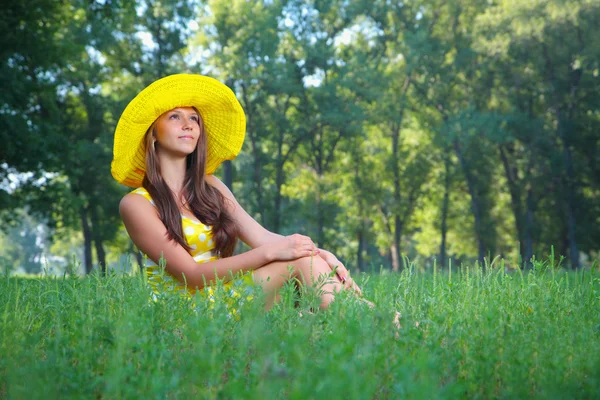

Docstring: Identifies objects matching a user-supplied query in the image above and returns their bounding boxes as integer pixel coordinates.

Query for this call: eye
[169,114,179,120]
[191,115,199,122]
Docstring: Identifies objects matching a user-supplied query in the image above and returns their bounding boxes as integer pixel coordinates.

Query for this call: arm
[205,175,293,248]
[205,176,362,294]
[119,193,314,289]
[207,176,358,270]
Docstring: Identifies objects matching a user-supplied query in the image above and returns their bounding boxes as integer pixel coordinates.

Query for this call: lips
[178,135,195,140]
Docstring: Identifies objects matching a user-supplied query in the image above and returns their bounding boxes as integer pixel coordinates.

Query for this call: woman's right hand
[266,234,319,261]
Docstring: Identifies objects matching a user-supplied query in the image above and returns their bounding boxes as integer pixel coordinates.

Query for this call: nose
[182,119,193,130]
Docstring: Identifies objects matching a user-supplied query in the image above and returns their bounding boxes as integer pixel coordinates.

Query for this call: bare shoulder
[205,174,225,189]
[205,174,234,197]
[119,192,157,220]
[118,192,197,278]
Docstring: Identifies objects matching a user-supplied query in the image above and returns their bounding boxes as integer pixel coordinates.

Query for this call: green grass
[1,261,599,399]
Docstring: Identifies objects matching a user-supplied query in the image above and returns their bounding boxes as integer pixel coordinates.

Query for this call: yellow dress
[131,188,254,312]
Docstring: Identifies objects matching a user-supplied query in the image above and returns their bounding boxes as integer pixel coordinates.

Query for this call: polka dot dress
[131,188,254,313]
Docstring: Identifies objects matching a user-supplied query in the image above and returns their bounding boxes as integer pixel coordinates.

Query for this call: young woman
[112,74,363,310]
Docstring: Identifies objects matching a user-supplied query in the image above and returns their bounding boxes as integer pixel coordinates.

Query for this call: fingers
[343,276,354,291]
[340,275,362,296]
[332,262,349,285]
[289,234,314,247]
[333,263,349,278]
[289,234,319,255]
[271,234,320,261]
[300,248,318,258]
[295,243,318,258]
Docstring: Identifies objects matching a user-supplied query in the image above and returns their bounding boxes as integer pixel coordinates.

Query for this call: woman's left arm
[206,175,291,248]
[207,175,360,291]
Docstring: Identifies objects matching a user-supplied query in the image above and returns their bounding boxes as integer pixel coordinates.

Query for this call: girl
[112,74,362,310]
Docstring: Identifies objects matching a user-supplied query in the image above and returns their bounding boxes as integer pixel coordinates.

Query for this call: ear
[151,124,158,140]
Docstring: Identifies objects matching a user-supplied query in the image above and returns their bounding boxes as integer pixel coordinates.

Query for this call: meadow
[1,259,599,399]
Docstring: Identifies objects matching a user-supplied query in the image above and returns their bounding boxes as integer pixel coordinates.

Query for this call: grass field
[1,260,599,399]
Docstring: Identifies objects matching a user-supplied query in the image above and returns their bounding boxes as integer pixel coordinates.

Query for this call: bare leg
[252,255,344,310]
[252,257,400,332]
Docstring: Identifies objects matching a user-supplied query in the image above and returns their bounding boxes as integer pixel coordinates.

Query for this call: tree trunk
[223,160,233,191]
[356,228,364,273]
[253,155,264,226]
[391,123,402,271]
[557,215,569,263]
[222,80,235,193]
[524,187,535,268]
[353,145,365,273]
[135,246,144,272]
[498,144,526,264]
[439,153,451,269]
[273,162,284,233]
[390,242,400,272]
[240,83,265,226]
[454,139,486,264]
[542,42,581,268]
[128,241,144,273]
[94,236,107,275]
[80,206,93,274]
[393,216,403,272]
[561,138,580,268]
[315,179,324,248]
[152,17,166,78]
[89,205,107,275]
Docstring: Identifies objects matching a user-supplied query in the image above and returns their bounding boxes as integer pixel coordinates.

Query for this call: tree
[474,0,600,267]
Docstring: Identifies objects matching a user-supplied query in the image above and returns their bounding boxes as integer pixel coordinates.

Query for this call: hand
[319,250,362,296]
[267,234,319,261]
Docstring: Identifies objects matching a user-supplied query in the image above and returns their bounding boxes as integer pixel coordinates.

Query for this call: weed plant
[0,258,599,399]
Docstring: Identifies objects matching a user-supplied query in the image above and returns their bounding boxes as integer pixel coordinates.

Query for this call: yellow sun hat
[111,74,246,188]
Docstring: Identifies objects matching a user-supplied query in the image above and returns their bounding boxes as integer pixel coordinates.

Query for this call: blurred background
[1,0,599,275]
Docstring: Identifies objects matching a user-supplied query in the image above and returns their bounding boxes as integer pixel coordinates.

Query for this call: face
[153,107,201,157]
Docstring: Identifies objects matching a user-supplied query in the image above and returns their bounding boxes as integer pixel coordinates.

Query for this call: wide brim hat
[111,74,246,187]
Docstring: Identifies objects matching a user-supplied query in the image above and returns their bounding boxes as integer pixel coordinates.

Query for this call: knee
[253,262,293,286]
[291,255,330,283]
[294,254,327,272]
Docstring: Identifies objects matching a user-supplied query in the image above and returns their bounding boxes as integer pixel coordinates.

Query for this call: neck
[157,152,187,194]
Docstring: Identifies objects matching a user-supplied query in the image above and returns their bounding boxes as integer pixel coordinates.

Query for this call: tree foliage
[2,0,599,273]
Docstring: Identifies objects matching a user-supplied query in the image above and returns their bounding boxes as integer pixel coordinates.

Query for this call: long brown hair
[141,110,238,257]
